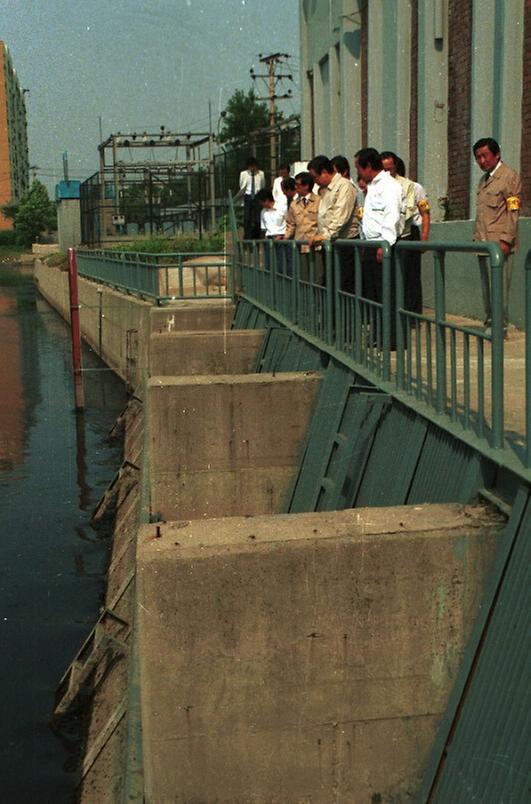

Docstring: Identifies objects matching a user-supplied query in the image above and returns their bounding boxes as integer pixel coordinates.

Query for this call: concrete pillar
[469,0,524,215]
[367,0,385,145]
[417,0,449,222]
[147,372,321,520]
[340,0,363,159]
[329,43,341,154]
[137,503,500,802]
[299,2,314,158]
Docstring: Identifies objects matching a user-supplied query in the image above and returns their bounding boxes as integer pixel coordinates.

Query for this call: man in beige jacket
[473,137,521,331]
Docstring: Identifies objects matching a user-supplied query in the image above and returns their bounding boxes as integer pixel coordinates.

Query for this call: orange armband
[506,196,521,212]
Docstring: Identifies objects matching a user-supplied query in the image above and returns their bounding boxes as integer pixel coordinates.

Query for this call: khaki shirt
[284,193,320,245]
[395,175,417,238]
[474,161,521,251]
[317,173,359,240]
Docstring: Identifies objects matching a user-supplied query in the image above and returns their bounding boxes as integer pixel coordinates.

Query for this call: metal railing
[76,248,231,303]
[233,233,531,474]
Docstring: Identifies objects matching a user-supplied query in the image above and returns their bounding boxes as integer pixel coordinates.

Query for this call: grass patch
[0,244,28,261]
[45,252,68,268]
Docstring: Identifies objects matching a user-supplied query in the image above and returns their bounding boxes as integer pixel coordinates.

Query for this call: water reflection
[0,264,126,802]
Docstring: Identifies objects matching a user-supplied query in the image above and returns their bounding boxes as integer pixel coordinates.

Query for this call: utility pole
[250,53,293,179]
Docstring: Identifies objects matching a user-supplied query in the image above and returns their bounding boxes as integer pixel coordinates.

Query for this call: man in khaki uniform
[473,137,521,331]
[283,171,320,280]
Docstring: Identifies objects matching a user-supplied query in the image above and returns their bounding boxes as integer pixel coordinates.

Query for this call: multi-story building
[0,42,29,231]
[299,0,530,324]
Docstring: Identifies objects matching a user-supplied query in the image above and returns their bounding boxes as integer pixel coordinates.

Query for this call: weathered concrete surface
[137,503,502,803]
[150,298,235,334]
[148,372,321,520]
[149,329,265,376]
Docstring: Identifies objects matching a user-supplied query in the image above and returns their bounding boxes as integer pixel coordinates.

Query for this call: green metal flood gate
[233,235,531,480]
[76,248,231,303]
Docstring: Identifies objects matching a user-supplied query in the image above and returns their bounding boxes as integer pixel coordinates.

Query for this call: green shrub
[109,232,226,254]
[0,230,18,246]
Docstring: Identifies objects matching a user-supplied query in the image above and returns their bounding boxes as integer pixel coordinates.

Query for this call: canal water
[0,264,126,802]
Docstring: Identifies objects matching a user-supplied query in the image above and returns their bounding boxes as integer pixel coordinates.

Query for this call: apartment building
[0,42,29,231]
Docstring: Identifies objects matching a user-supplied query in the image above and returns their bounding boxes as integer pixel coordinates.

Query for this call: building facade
[299,0,530,325]
[0,42,29,231]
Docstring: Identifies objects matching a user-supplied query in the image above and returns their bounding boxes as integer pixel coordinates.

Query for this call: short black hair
[308,154,334,175]
[355,148,383,171]
[281,177,296,192]
[473,137,500,156]
[245,156,259,168]
[380,151,407,176]
[331,155,351,177]
[255,188,273,203]
[295,171,313,188]
[395,156,407,177]
[279,162,291,172]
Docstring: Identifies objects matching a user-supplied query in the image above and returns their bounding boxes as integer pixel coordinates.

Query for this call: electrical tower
[250,53,293,178]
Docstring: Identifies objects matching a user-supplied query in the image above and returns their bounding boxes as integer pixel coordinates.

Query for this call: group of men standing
[236,137,521,337]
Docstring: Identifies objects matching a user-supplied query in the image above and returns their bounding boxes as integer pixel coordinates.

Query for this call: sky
[1,0,300,192]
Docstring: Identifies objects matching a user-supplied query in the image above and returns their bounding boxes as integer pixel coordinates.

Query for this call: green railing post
[324,241,334,345]
[489,244,504,449]
[433,249,447,414]
[354,244,363,365]
[526,251,531,467]
[292,241,300,325]
[381,241,391,382]
[395,244,406,390]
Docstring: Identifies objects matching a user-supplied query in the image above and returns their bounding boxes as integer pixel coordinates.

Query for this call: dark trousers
[362,248,397,349]
[243,195,261,240]
[404,226,423,314]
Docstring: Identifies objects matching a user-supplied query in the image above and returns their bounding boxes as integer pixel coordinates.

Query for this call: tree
[2,181,57,246]
[218,89,269,143]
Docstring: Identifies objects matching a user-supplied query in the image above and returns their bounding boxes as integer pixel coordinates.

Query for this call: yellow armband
[356,206,364,220]
[506,195,521,212]
[418,199,430,213]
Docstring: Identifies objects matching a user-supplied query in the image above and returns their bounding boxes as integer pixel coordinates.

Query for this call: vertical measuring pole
[68,248,84,410]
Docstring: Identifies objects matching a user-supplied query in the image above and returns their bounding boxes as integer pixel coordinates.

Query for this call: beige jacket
[317,173,359,240]
[474,161,521,251]
[284,193,320,243]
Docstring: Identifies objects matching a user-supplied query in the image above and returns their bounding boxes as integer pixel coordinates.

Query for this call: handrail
[233,234,528,472]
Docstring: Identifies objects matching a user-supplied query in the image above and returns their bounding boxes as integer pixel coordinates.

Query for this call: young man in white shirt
[255,188,287,273]
[272,162,291,210]
[354,147,402,348]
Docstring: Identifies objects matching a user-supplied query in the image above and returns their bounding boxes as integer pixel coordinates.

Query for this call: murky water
[0,264,126,802]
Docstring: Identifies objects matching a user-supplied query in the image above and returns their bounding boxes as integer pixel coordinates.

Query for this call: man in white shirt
[355,147,402,347]
[235,157,266,239]
[272,162,291,209]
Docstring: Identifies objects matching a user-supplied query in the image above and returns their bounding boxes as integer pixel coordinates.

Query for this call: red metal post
[68,247,84,410]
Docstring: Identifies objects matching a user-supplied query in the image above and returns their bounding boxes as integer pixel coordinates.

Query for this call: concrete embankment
[34,260,505,802]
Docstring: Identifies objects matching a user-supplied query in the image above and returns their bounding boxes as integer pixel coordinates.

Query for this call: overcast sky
[1,0,299,191]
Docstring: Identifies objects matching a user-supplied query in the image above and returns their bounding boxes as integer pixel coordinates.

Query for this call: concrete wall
[137,503,501,802]
[149,329,265,376]
[148,372,321,520]
[34,262,237,386]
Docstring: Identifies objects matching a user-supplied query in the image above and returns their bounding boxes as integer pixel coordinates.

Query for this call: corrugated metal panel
[354,403,428,508]
[316,391,390,511]
[407,424,485,505]
[422,487,531,803]
[288,361,354,513]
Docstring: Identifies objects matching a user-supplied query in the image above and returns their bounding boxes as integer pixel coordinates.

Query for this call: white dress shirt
[361,170,402,246]
[238,169,265,196]
[260,206,286,237]
[272,175,289,206]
